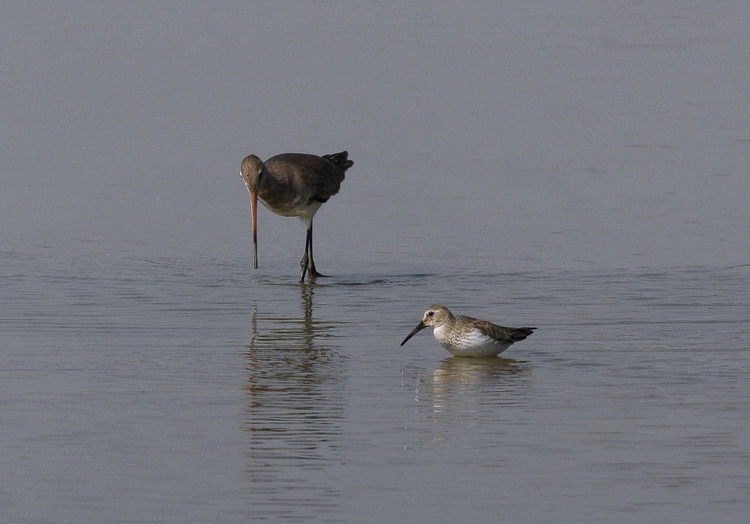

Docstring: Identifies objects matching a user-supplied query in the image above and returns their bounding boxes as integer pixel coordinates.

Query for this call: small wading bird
[400,304,536,358]
[241,151,353,282]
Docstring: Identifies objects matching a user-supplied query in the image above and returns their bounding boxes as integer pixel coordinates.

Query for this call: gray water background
[2,2,749,522]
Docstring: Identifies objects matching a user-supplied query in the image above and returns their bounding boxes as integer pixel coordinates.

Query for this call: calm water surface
[3,1,749,522]
[3,250,748,522]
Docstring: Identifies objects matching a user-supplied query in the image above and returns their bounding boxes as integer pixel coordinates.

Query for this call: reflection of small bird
[400,304,536,358]
[241,152,353,282]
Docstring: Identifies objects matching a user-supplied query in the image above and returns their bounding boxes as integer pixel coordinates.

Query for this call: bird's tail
[323,151,354,171]
[511,327,537,342]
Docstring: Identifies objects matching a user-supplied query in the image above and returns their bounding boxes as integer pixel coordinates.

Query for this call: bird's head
[240,154,267,269]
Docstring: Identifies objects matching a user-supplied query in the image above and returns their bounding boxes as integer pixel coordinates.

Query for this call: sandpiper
[400,304,536,358]
[241,151,353,282]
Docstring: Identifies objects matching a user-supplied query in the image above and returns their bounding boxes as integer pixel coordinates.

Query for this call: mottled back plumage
[457,316,536,344]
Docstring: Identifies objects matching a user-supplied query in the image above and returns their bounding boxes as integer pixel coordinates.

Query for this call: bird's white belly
[434,325,510,358]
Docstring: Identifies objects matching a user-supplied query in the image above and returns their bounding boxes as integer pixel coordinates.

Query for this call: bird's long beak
[400,321,426,346]
[250,188,259,269]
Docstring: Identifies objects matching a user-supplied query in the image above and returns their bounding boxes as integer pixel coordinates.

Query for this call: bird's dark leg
[299,220,325,282]
[307,220,327,279]
[299,226,311,283]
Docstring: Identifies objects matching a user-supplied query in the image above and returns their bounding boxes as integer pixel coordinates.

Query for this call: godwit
[400,305,536,358]
[241,151,353,282]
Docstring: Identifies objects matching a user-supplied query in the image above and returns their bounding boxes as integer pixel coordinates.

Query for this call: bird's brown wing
[266,153,350,203]
[465,317,536,343]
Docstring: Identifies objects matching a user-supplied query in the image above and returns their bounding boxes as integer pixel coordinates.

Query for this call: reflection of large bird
[401,304,536,358]
[241,152,353,282]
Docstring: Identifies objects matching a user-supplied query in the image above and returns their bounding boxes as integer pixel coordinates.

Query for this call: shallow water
[3,251,748,522]
[3,1,750,522]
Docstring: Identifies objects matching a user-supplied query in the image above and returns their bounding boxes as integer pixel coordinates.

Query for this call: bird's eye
[427,311,434,317]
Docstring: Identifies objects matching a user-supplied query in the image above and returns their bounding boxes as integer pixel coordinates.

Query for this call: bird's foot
[299,253,327,282]
[307,268,327,279]
[299,264,327,282]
